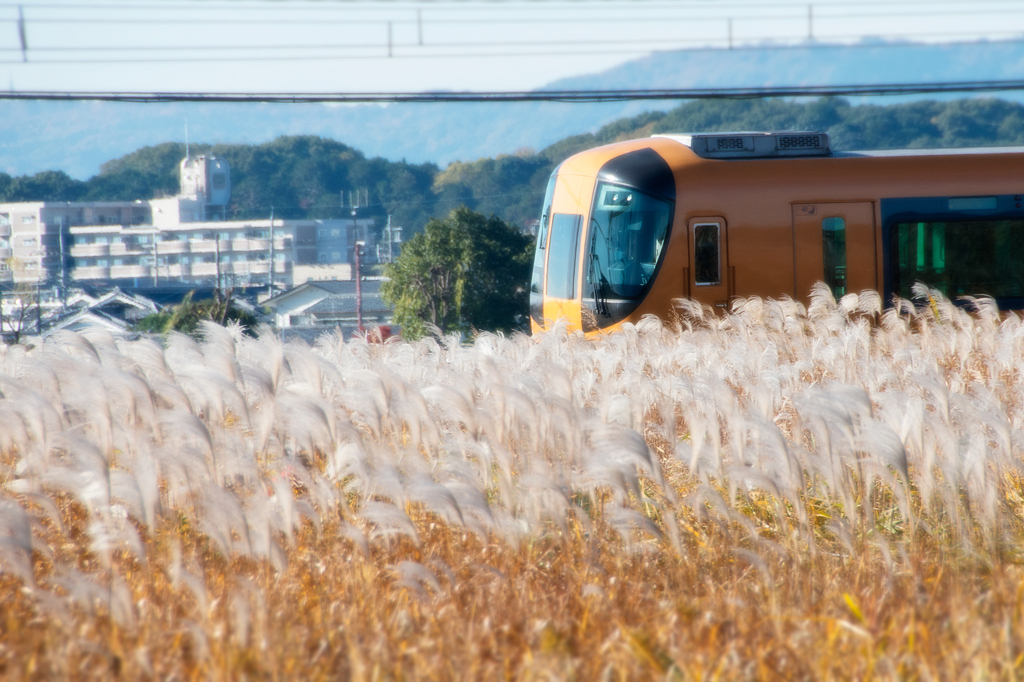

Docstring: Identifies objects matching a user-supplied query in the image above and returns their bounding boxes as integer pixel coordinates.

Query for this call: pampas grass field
[3,282,1024,680]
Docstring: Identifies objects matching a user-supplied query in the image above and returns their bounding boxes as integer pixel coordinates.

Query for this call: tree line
[6,96,1024,338]
[5,97,1024,236]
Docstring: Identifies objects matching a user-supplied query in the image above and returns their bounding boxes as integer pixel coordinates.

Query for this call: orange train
[529,131,1024,334]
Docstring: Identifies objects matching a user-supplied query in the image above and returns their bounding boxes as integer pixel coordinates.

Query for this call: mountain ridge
[4,39,1024,179]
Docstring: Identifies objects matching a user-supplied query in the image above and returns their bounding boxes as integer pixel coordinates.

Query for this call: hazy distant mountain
[4,39,1024,179]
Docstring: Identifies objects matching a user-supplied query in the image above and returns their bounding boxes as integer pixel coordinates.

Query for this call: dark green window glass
[892,219,1024,299]
[694,223,720,285]
[822,216,847,298]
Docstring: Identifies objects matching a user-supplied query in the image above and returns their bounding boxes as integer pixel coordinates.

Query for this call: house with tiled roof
[262,278,394,341]
[41,288,160,337]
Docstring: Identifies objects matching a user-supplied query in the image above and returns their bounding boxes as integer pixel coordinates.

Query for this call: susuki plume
[1,286,1024,676]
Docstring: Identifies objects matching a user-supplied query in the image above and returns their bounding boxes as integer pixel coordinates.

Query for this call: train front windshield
[584,182,672,327]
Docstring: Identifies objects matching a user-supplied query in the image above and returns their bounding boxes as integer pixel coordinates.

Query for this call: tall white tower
[179,155,231,220]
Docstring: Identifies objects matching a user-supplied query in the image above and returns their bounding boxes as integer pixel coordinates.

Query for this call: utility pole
[355,241,363,331]
[58,216,67,312]
[268,207,275,292]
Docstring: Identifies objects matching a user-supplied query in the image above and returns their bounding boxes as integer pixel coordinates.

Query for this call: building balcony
[110,265,151,279]
[155,241,188,255]
[70,244,110,257]
[0,248,11,259]
[189,240,217,254]
[70,266,110,280]
[189,263,219,277]
[109,243,147,256]
[158,264,187,278]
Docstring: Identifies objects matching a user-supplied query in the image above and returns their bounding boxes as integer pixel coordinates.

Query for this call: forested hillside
[4,97,1024,235]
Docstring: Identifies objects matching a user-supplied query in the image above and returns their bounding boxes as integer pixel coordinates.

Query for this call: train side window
[694,223,720,285]
[822,216,847,297]
[892,219,1024,299]
[546,213,582,299]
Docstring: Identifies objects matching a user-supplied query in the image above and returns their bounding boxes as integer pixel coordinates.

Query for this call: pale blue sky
[3,0,1024,94]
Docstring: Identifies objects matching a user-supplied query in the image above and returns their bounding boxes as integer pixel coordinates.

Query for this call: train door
[688,216,730,308]
[793,202,876,301]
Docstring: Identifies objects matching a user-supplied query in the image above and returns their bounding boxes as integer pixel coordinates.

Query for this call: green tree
[133,291,257,337]
[382,207,534,340]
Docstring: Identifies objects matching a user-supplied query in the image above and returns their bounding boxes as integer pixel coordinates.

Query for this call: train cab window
[588,182,672,298]
[822,216,847,297]
[546,213,582,300]
[892,219,1024,299]
[694,223,721,286]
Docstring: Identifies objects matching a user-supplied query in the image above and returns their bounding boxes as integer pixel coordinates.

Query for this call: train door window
[546,213,582,300]
[694,223,721,286]
[822,216,847,297]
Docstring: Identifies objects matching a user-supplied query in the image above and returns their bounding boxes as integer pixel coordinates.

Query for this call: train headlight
[599,186,635,211]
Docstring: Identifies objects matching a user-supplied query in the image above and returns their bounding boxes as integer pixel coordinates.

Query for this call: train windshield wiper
[590,252,610,318]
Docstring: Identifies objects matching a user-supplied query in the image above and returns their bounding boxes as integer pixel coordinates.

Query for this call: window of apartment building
[220,232,230,240]
[96,236,108,244]
[21,215,35,223]
[332,229,340,237]
[0,213,10,226]
[97,259,108,267]
[22,237,36,246]
[235,254,245,262]
[318,229,328,239]
[332,252,341,260]
[0,238,8,248]
[204,256,214,263]
[275,253,285,261]
[204,232,215,240]
[138,236,150,244]
[319,254,328,263]
[113,259,123,266]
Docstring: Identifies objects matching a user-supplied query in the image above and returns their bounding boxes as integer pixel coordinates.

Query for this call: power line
[4,34,1024,64]
[5,0,1024,8]
[7,80,1024,103]
[13,7,1024,24]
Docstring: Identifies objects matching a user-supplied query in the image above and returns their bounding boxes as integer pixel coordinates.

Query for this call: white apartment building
[0,154,388,288]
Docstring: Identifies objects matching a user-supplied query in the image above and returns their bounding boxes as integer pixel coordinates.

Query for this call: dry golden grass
[2,283,1024,680]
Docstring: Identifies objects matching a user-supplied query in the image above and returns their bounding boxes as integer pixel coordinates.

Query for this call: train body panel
[530,132,1024,335]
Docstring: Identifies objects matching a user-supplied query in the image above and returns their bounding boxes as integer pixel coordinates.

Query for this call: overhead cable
[7,80,1024,103]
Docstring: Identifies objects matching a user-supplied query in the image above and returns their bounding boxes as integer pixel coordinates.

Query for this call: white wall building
[0,153,393,289]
